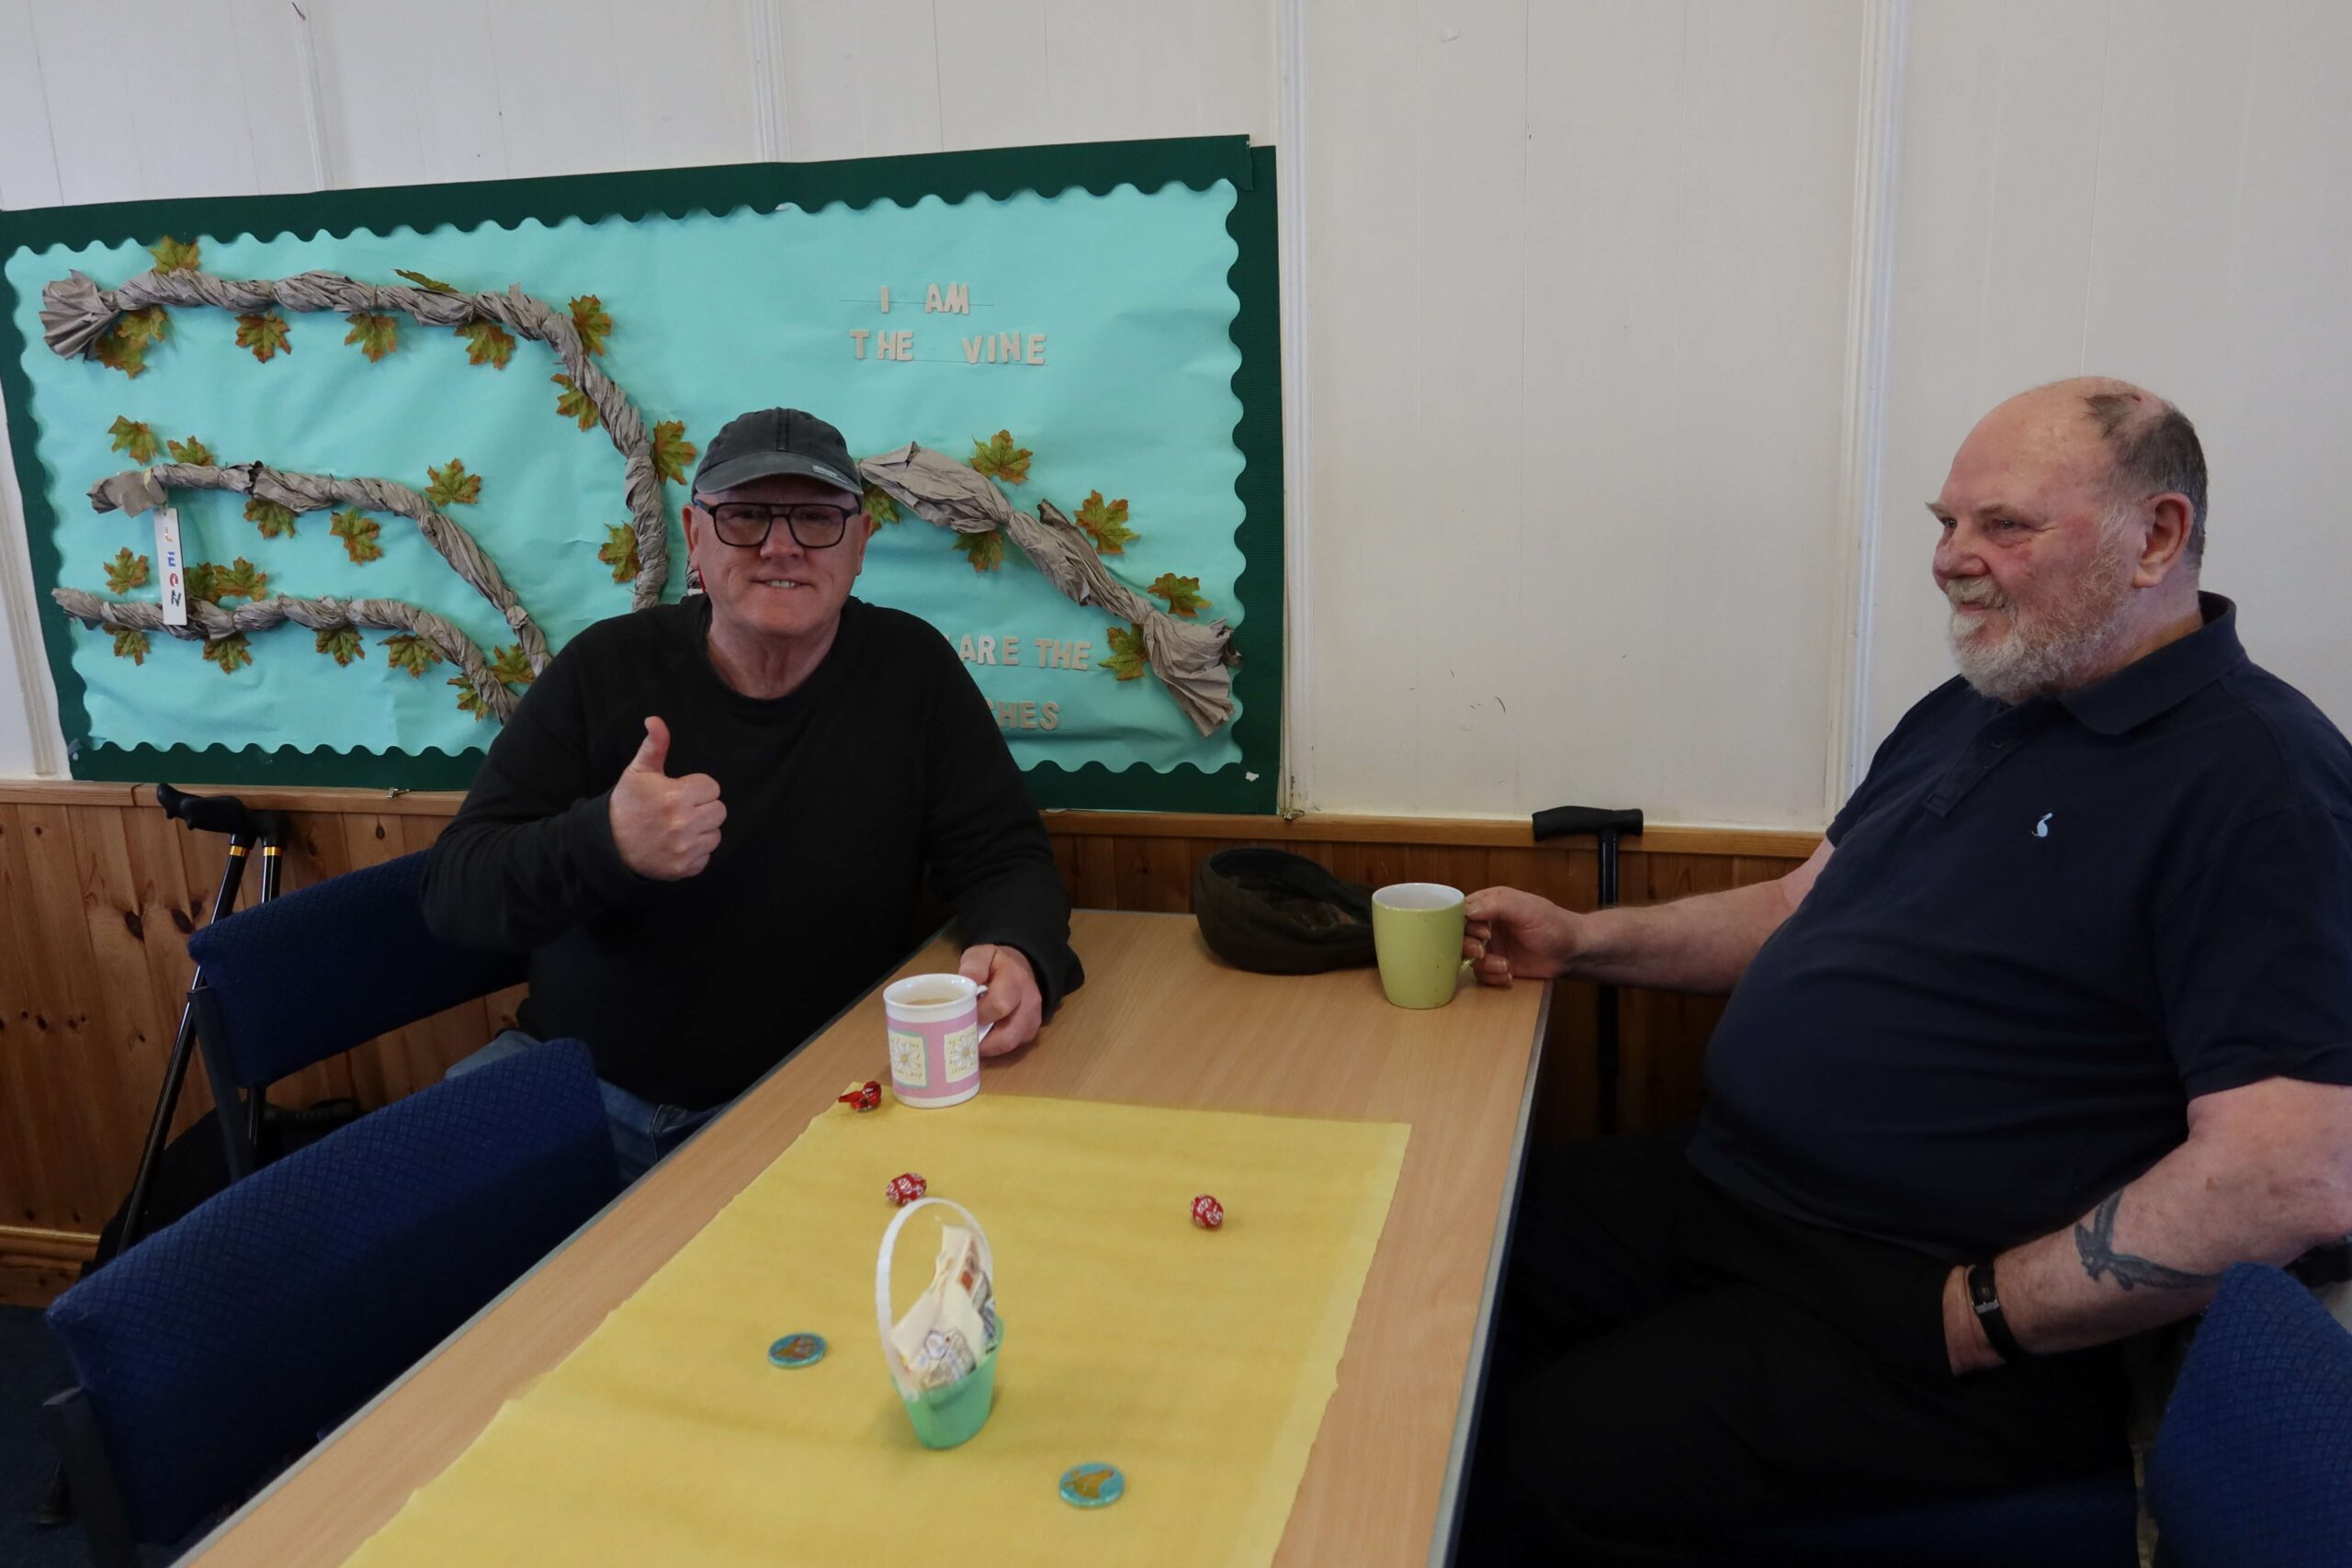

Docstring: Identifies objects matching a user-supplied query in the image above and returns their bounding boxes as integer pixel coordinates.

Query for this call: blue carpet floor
[1,1303,96,1568]
[3,1304,206,1565]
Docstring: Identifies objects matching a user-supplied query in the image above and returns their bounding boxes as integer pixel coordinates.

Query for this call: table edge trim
[1424,976,1551,1568]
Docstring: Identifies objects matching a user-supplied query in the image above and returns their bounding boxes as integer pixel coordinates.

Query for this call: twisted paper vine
[40,265,674,608]
[85,461,551,674]
[860,443,1238,736]
[51,589,515,720]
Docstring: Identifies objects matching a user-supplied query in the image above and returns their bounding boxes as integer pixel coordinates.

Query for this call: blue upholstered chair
[2147,1262,2352,1566]
[186,849,526,1177]
[43,1039,619,1567]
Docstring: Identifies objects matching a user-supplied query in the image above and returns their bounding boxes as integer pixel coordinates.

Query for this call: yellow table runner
[350,1092,1409,1566]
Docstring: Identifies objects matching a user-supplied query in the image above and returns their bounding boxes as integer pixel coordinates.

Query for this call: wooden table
[189,909,1550,1566]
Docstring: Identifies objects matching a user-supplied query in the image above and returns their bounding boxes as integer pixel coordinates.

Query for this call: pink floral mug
[883,974,993,1109]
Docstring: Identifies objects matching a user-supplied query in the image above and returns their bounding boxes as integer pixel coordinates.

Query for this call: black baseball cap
[691,408,862,501]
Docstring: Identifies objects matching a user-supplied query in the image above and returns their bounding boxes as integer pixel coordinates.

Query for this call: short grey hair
[2083,388,2208,564]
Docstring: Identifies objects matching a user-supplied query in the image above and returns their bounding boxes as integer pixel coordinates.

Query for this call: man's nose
[1933,530,1977,581]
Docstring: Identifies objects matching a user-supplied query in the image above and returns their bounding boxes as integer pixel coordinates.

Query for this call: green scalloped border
[0,136,1282,812]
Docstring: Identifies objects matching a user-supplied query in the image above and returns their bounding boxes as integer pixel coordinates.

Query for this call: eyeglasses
[698,501,854,549]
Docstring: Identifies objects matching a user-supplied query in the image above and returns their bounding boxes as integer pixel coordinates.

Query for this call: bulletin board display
[0,137,1281,811]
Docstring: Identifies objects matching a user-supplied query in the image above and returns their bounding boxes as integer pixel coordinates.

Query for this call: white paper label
[153,507,187,627]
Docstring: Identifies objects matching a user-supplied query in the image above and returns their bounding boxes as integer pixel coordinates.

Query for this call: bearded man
[1458,379,2352,1562]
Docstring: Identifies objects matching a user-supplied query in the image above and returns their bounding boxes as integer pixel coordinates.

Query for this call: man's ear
[2133,493,2197,587]
[843,503,872,579]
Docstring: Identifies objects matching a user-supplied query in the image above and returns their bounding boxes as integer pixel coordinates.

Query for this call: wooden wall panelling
[0,805,62,1228]
[8,805,125,1234]
[119,799,220,1145]
[60,807,177,1202]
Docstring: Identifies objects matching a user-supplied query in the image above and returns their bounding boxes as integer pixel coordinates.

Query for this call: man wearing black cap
[424,408,1081,1177]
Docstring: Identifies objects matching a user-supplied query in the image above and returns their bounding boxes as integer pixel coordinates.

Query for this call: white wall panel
[0,2,65,212]
[1305,0,1866,824]
[776,0,947,162]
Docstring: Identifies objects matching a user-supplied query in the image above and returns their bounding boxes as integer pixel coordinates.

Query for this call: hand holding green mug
[1372,883,1471,1009]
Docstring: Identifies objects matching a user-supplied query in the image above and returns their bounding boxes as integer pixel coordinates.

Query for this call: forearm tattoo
[2075,1190,2222,1292]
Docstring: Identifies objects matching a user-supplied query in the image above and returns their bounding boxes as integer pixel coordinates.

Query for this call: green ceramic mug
[1372,883,1471,1009]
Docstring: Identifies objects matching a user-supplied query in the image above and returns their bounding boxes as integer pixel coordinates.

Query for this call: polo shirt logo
[2034,812,2054,838]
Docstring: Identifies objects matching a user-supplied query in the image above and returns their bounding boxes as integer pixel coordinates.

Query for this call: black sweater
[421,595,1080,1109]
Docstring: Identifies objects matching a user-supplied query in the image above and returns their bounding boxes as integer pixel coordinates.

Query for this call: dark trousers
[1456,1129,2129,1564]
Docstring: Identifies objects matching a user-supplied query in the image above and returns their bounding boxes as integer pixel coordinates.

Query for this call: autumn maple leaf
[103,547,151,595]
[213,558,270,603]
[96,307,171,377]
[94,328,150,378]
[165,435,214,466]
[107,417,160,465]
[952,529,1007,573]
[394,268,459,294]
[1149,573,1209,618]
[234,312,291,363]
[380,634,444,678]
[149,236,201,273]
[597,525,639,583]
[425,459,481,508]
[183,562,221,605]
[244,499,298,539]
[330,510,383,563]
[111,627,150,664]
[490,644,536,686]
[861,482,899,532]
[201,634,253,674]
[455,318,516,369]
[1074,491,1137,555]
[650,421,696,486]
[117,307,170,348]
[969,430,1033,484]
[569,295,612,356]
[449,674,490,719]
[551,374,600,431]
[103,547,152,595]
[1102,623,1150,682]
[314,626,365,665]
[345,312,399,362]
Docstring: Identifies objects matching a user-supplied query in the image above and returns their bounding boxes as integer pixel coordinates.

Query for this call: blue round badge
[768,1333,827,1369]
[1058,1463,1125,1509]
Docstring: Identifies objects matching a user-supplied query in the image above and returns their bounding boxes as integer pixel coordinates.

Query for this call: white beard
[1945,548,2138,705]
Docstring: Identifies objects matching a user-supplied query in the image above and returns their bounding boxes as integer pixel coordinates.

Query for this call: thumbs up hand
[608,716,727,879]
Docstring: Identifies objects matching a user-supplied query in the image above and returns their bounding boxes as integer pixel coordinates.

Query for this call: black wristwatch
[1965,1260,2027,1362]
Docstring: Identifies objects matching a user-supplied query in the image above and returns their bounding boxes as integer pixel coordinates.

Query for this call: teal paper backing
[0,138,1283,812]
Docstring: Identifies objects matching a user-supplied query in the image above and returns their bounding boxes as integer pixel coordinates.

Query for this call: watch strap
[1965,1259,2027,1362]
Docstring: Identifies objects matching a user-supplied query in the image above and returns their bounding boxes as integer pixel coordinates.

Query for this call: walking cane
[1531,805,1644,1133]
[118,784,285,1250]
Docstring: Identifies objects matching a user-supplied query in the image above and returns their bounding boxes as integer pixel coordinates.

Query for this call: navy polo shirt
[1688,594,2352,1261]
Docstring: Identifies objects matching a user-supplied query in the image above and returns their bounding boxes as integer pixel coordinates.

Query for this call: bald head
[2007,378,2209,564]
[1932,378,2211,703]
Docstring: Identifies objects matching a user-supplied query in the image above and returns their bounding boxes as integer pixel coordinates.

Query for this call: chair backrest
[2148,1262,2352,1566]
[187,850,526,1089]
[44,1039,617,1544]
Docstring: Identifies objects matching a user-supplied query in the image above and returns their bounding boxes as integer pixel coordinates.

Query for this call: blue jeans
[447,1030,726,1184]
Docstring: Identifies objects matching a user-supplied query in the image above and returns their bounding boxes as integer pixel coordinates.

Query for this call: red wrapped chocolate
[887,1172,928,1206]
[1192,1194,1225,1230]
[839,1080,883,1111]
